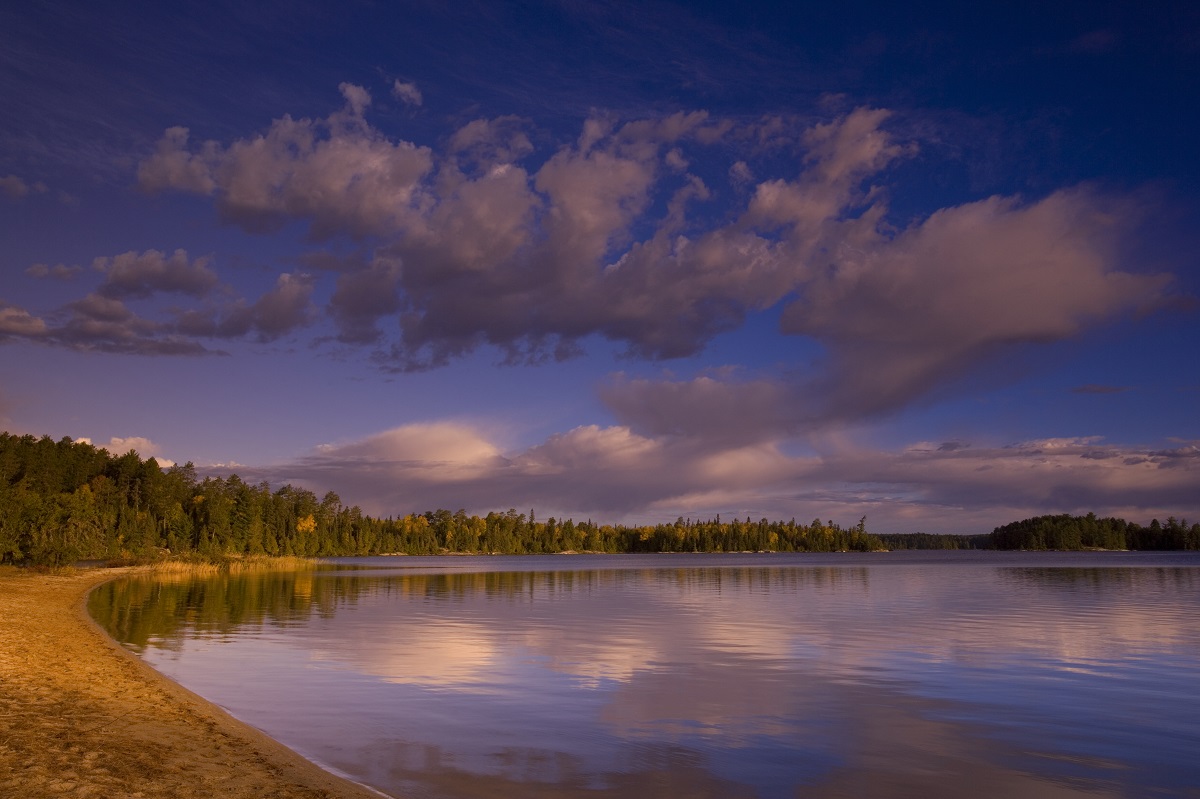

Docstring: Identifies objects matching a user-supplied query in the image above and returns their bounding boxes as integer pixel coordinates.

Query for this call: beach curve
[0,566,386,799]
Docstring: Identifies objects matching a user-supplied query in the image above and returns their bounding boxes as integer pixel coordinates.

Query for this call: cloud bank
[132,90,1169,412]
[232,424,1198,533]
[0,85,1170,427]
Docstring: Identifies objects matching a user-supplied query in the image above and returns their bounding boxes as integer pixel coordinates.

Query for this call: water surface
[91,552,1200,798]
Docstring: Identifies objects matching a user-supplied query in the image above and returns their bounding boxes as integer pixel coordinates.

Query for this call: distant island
[1,432,1196,568]
[877,513,1200,551]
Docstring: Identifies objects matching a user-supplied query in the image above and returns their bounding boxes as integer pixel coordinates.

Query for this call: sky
[1,0,1197,533]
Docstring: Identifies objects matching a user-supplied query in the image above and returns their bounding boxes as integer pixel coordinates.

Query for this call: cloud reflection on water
[96,554,1200,798]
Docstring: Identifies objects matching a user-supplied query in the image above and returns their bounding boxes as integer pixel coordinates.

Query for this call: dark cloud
[329,257,403,343]
[52,293,217,356]
[175,273,316,342]
[94,249,220,299]
[1,251,312,355]
[3,294,211,355]
[600,375,800,444]
[0,302,49,339]
[131,90,1177,421]
[777,189,1169,421]
[247,273,317,339]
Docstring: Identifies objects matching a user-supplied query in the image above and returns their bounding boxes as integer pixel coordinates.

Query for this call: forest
[0,433,882,566]
[876,532,990,550]
[3,433,1196,567]
[989,513,1199,551]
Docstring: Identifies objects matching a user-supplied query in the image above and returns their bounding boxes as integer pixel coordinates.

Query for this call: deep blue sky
[2,0,1196,532]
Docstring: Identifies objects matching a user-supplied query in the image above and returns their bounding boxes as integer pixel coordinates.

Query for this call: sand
[0,566,384,799]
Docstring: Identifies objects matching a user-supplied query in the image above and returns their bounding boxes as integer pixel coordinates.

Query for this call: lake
[89,552,1200,798]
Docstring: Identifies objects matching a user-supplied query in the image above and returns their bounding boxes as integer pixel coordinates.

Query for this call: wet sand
[0,566,383,799]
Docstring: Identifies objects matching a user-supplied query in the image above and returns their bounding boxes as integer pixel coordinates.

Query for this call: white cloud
[78,435,173,466]
[317,618,499,689]
[315,422,503,471]
[237,422,1199,534]
[391,79,423,106]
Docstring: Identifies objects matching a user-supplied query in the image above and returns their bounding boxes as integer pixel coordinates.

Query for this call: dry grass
[146,555,318,576]
[0,566,383,799]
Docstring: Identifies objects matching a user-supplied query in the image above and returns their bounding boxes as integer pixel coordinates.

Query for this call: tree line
[988,513,1199,551]
[878,515,1200,551]
[5,433,1195,567]
[875,532,990,550]
[0,433,882,567]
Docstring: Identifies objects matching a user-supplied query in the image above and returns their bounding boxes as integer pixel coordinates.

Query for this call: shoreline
[0,566,384,799]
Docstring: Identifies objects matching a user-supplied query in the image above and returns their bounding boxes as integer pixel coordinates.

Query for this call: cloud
[3,247,316,354]
[243,273,317,339]
[131,91,1175,421]
[175,272,317,341]
[379,110,771,368]
[600,182,1165,433]
[26,263,82,280]
[247,423,508,510]
[729,160,754,185]
[447,116,533,171]
[777,188,1172,421]
[237,423,1199,533]
[0,303,49,339]
[0,174,46,199]
[328,256,403,343]
[76,435,174,467]
[93,249,220,299]
[391,79,423,106]
[139,84,434,238]
[106,435,160,456]
[1,174,29,199]
[51,293,216,356]
[819,438,1200,523]
[235,421,792,520]
[316,422,504,465]
[600,374,798,444]
[136,127,219,194]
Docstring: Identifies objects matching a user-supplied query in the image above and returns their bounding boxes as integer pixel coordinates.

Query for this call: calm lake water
[90,552,1200,798]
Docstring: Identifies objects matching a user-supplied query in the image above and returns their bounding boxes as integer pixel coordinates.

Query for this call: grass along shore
[0,564,382,799]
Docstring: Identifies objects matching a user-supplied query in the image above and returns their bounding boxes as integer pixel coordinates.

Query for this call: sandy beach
[0,566,383,799]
